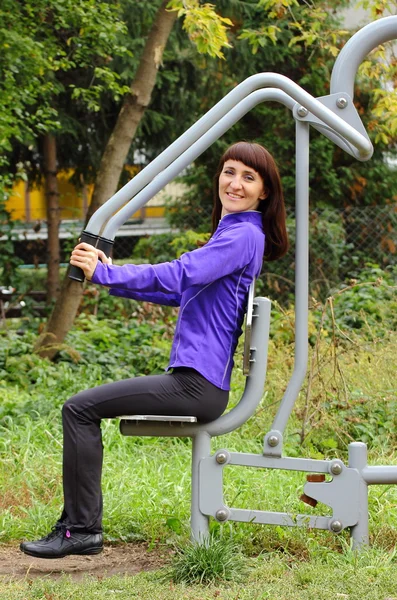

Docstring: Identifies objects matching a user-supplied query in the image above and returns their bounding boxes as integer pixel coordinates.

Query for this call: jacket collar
[218,211,263,231]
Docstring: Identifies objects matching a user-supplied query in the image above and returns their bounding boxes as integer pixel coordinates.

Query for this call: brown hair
[211,142,288,261]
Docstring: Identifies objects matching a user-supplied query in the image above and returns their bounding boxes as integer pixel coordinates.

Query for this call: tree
[33,0,234,357]
[0,0,130,300]
[2,1,395,353]
[160,0,397,231]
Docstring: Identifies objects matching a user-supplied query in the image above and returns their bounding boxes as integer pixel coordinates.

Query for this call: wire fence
[114,203,397,303]
[8,203,397,304]
[264,203,397,302]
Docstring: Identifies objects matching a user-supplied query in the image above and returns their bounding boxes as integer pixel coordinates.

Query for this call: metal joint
[267,435,280,447]
[216,508,230,522]
[330,461,343,476]
[297,106,309,117]
[336,97,348,109]
[330,520,343,533]
[216,451,229,465]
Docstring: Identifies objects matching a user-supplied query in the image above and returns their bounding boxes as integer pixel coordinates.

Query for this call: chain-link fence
[263,203,397,302]
[8,203,397,303]
[114,203,397,303]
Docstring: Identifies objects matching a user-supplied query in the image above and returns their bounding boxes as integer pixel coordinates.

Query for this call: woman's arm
[109,288,181,307]
[69,244,181,306]
[90,224,263,295]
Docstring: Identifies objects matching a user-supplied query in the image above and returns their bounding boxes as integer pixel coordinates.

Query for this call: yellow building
[5,168,178,223]
[6,171,90,222]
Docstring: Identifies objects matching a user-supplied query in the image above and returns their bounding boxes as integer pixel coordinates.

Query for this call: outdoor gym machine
[69,16,397,549]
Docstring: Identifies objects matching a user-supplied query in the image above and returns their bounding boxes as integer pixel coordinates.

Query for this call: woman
[20,141,288,559]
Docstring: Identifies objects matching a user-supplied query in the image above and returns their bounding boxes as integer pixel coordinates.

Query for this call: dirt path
[0,542,169,581]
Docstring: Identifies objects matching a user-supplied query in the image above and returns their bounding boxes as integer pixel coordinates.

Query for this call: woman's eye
[245,175,254,181]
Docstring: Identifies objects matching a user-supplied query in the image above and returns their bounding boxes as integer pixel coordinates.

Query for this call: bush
[322,263,397,336]
[132,230,210,264]
[0,312,175,424]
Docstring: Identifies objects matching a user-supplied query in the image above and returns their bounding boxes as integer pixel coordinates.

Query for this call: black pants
[60,367,229,533]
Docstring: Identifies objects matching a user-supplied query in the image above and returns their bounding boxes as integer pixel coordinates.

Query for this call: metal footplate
[199,451,360,533]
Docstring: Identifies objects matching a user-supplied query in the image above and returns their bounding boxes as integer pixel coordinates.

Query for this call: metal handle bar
[331,15,397,99]
[102,88,295,239]
[87,72,372,237]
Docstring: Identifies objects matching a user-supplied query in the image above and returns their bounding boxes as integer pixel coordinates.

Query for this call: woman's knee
[62,390,91,421]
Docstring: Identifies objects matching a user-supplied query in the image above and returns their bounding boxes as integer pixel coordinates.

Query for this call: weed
[166,534,248,585]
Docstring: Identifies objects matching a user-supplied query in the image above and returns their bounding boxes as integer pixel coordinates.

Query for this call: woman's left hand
[70,243,112,281]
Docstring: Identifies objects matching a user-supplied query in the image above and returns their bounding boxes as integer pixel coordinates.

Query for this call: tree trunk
[86,0,177,219]
[43,134,61,303]
[34,0,177,358]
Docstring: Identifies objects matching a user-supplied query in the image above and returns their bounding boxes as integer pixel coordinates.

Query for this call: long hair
[211,142,288,261]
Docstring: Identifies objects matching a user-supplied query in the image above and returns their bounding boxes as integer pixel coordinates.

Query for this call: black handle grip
[68,231,100,282]
[97,236,114,258]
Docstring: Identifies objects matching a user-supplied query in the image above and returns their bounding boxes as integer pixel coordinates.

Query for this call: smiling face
[218,159,266,217]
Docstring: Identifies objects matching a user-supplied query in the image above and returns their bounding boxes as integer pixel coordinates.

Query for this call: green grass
[167,534,248,584]
[1,330,397,550]
[0,296,397,597]
[2,549,397,599]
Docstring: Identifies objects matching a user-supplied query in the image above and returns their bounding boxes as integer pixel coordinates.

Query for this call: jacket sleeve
[108,288,181,307]
[91,224,261,295]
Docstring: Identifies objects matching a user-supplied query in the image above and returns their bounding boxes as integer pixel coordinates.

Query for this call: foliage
[0,282,396,585]
[0,201,23,288]
[0,0,129,168]
[2,551,397,597]
[167,1,233,59]
[132,230,210,263]
[0,311,175,424]
[132,233,179,264]
[293,265,397,451]
[144,0,397,228]
[326,263,397,332]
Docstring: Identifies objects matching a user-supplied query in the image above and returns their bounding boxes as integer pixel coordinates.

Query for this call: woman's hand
[70,243,112,281]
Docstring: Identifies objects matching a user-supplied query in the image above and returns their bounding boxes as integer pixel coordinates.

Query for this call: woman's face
[218,159,266,217]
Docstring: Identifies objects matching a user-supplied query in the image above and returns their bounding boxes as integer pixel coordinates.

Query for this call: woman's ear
[259,190,268,200]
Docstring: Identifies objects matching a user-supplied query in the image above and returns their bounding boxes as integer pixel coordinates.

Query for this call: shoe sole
[21,546,104,559]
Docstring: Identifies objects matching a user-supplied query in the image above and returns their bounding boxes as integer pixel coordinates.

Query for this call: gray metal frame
[242,280,255,376]
[86,16,397,548]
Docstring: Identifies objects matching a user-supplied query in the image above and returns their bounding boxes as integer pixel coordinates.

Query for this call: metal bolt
[268,435,279,447]
[336,97,348,109]
[330,520,343,533]
[216,452,228,465]
[297,106,309,117]
[216,509,229,522]
[330,462,343,475]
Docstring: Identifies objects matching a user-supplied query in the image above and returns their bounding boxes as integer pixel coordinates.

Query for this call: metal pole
[349,442,369,549]
[101,89,294,239]
[267,119,310,438]
[86,72,372,236]
[362,466,397,485]
[331,16,397,99]
[191,431,211,543]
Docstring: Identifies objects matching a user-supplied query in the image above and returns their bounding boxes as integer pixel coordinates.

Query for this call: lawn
[1,274,396,598]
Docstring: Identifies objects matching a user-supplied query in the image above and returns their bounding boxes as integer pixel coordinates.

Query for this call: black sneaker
[20,524,103,559]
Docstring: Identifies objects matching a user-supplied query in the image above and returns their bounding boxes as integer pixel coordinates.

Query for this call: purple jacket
[91,211,265,390]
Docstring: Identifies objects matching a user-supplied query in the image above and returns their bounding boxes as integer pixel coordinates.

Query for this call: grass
[167,535,248,584]
[2,549,397,599]
[1,334,397,549]
[0,293,397,597]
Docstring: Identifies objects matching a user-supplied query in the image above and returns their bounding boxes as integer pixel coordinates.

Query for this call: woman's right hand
[70,243,112,281]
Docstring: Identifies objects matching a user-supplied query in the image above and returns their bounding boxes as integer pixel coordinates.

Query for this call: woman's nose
[230,177,242,189]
